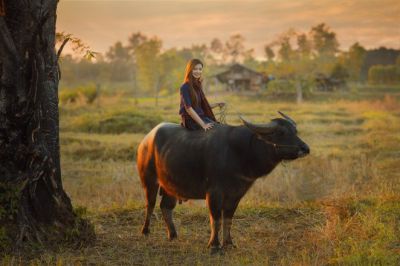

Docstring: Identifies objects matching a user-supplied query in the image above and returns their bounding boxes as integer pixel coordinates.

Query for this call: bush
[69,109,163,134]
[264,78,313,99]
[368,65,400,84]
[61,137,138,161]
[59,89,80,104]
[59,84,98,105]
[267,79,296,94]
[79,85,98,104]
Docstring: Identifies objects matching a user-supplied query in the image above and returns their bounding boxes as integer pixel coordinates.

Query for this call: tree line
[59,23,400,95]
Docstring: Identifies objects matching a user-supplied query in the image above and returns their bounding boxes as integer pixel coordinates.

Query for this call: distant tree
[58,53,110,86]
[210,38,224,64]
[310,23,339,58]
[210,38,224,54]
[264,45,275,62]
[158,48,186,95]
[127,32,148,55]
[307,24,339,75]
[331,63,349,79]
[330,63,349,87]
[297,33,312,58]
[225,34,246,63]
[76,58,106,82]
[189,43,210,61]
[278,36,293,62]
[106,41,130,61]
[135,37,162,97]
[59,54,79,83]
[125,32,149,98]
[345,42,366,81]
[263,25,339,77]
[360,47,400,81]
[106,41,132,81]
[263,28,322,102]
[174,48,193,65]
[243,48,259,69]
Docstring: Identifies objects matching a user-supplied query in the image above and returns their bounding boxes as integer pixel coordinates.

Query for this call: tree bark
[0,0,92,250]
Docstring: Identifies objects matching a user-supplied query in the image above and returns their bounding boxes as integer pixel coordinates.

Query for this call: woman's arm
[186,107,214,131]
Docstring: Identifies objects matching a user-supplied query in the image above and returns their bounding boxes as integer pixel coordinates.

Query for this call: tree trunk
[154,75,161,107]
[296,80,303,104]
[0,0,92,251]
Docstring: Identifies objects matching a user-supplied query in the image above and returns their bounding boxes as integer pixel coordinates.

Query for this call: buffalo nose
[302,144,310,154]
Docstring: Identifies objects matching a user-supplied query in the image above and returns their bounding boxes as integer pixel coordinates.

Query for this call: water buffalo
[136,112,309,252]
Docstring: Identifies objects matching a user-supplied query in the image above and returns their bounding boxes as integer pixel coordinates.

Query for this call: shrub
[78,85,98,104]
[368,65,400,84]
[61,137,138,161]
[264,78,313,99]
[69,109,163,134]
[267,79,296,94]
[59,84,98,105]
[59,89,80,104]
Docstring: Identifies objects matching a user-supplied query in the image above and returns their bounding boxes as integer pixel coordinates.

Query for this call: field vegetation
[3,83,400,265]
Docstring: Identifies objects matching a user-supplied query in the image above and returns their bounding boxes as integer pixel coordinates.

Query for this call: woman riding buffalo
[179,59,225,131]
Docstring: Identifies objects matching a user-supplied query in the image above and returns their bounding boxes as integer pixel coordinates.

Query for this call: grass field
[3,85,400,265]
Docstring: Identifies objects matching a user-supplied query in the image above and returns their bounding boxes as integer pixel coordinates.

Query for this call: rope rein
[257,137,300,152]
[214,104,227,124]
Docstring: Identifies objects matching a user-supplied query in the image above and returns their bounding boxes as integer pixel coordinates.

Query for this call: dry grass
[3,88,400,264]
[2,204,327,265]
[5,199,400,265]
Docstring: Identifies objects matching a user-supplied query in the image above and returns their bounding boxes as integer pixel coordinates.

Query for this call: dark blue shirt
[179,83,206,118]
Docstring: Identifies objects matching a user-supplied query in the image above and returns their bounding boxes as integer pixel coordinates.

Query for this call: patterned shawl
[198,88,216,122]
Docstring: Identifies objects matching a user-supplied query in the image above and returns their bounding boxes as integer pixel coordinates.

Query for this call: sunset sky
[57,0,400,59]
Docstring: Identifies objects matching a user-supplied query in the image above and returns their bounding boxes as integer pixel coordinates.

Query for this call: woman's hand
[186,107,215,132]
[203,122,214,131]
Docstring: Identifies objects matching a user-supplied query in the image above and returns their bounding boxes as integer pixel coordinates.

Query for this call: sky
[57,0,400,59]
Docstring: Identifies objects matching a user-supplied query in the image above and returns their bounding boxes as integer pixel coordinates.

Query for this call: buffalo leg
[141,182,159,235]
[206,191,223,251]
[160,193,178,240]
[222,199,240,248]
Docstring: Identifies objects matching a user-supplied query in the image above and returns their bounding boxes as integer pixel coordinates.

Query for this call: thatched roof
[214,63,265,82]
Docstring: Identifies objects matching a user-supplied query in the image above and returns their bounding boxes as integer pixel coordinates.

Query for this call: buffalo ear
[240,116,278,134]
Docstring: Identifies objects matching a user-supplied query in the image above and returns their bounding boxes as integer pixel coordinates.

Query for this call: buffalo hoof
[168,231,177,240]
[141,227,150,236]
[210,246,224,255]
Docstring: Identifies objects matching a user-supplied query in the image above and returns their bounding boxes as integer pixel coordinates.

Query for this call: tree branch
[56,37,70,62]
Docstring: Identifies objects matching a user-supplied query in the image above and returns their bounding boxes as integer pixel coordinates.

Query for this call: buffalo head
[240,111,310,160]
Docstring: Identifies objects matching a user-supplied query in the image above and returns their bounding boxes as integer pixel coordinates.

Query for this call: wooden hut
[214,63,267,91]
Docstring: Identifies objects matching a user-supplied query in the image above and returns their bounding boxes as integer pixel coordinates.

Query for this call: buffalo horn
[240,116,278,134]
[278,111,297,127]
